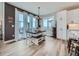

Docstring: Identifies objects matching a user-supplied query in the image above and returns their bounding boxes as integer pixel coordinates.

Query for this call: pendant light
[37,7,41,28]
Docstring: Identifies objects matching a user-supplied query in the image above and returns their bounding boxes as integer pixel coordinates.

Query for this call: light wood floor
[0,36,68,56]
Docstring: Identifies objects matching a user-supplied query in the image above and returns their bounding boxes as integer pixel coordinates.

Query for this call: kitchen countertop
[68,30,79,40]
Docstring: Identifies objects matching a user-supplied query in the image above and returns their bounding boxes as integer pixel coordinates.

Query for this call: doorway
[43,16,56,36]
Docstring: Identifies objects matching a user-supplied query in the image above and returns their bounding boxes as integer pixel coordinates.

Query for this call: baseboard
[56,38,68,41]
[3,39,16,44]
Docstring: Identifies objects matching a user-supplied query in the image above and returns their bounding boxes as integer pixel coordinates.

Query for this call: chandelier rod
[38,7,40,17]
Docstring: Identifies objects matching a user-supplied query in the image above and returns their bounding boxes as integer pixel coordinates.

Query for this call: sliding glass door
[32,17,36,30]
[15,9,37,40]
[18,12,25,39]
[15,9,26,40]
[27,14,37,32]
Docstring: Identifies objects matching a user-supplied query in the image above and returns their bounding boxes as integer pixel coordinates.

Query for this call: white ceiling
[8,2,79,16]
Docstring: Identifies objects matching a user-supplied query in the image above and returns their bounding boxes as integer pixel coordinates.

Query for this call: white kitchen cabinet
[56,10,67,40]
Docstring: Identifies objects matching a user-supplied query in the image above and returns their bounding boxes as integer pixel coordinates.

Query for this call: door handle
[12,25,14,28]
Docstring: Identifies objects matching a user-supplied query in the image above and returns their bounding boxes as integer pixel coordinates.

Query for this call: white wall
[15,8,19,40]
[56,10,67,40]
[56,9,79,40]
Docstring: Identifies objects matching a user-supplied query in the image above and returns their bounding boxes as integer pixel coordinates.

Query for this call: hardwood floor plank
[0,36,68,56]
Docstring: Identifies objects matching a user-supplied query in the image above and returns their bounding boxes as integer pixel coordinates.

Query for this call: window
[44,19,47,27]
[43,18,48,30]
[33,17,36,29]
[27,15,30,23]
[18,13,24,34]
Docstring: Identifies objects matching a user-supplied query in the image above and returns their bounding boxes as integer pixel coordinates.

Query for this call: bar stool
[26,32,33,47]
[75,46,79,56]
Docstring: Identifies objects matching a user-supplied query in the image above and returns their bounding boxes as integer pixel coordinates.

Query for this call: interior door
[5,3,15,41]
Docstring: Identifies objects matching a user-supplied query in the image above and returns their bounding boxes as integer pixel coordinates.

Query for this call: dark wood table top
[26,30,45,34]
